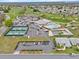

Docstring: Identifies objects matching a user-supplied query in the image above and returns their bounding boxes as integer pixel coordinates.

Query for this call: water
[46,23,59,29]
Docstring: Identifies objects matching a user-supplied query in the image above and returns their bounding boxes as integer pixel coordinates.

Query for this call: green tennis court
[5,26,28,36]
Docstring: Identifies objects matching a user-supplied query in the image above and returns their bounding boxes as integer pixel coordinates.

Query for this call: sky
[0,0,79,2]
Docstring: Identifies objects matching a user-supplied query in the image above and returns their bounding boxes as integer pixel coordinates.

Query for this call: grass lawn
[68,26,79,37]
[20,50,43,54]
[25,7,34,14]
[40,13,70,23]
[50,46,79,54]
[0,36,27,54]
[8,7,25,20]
[0,36,48,54]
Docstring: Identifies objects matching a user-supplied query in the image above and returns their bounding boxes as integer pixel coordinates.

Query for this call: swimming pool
[45,23,60,29]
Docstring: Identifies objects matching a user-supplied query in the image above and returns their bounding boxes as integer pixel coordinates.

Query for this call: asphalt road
[0,55,79,59]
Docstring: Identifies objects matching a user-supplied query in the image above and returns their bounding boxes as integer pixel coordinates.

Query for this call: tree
[4,19,13,27]
[58,32,63,36]
[33,9,40,12]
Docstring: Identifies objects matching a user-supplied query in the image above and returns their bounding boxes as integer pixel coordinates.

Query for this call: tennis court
[5,26,28,36]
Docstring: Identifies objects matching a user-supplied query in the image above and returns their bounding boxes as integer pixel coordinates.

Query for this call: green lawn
[8,7,25,20]
[20,50,43,54]
[50,46,79,54]
[0,36,27,54]
[0,36,48,54]
[69,28,79,37]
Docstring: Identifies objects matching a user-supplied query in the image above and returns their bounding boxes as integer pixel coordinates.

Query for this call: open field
[68,27,79,37]
[0,36,48,54]
[7,7,25,21]
[0,36,27,53]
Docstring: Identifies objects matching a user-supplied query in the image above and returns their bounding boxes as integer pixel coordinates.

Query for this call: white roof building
[34,19,51,25]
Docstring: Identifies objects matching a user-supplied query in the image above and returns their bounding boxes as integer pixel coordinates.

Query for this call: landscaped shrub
[56,44,64,48]
[4,19,13,27]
